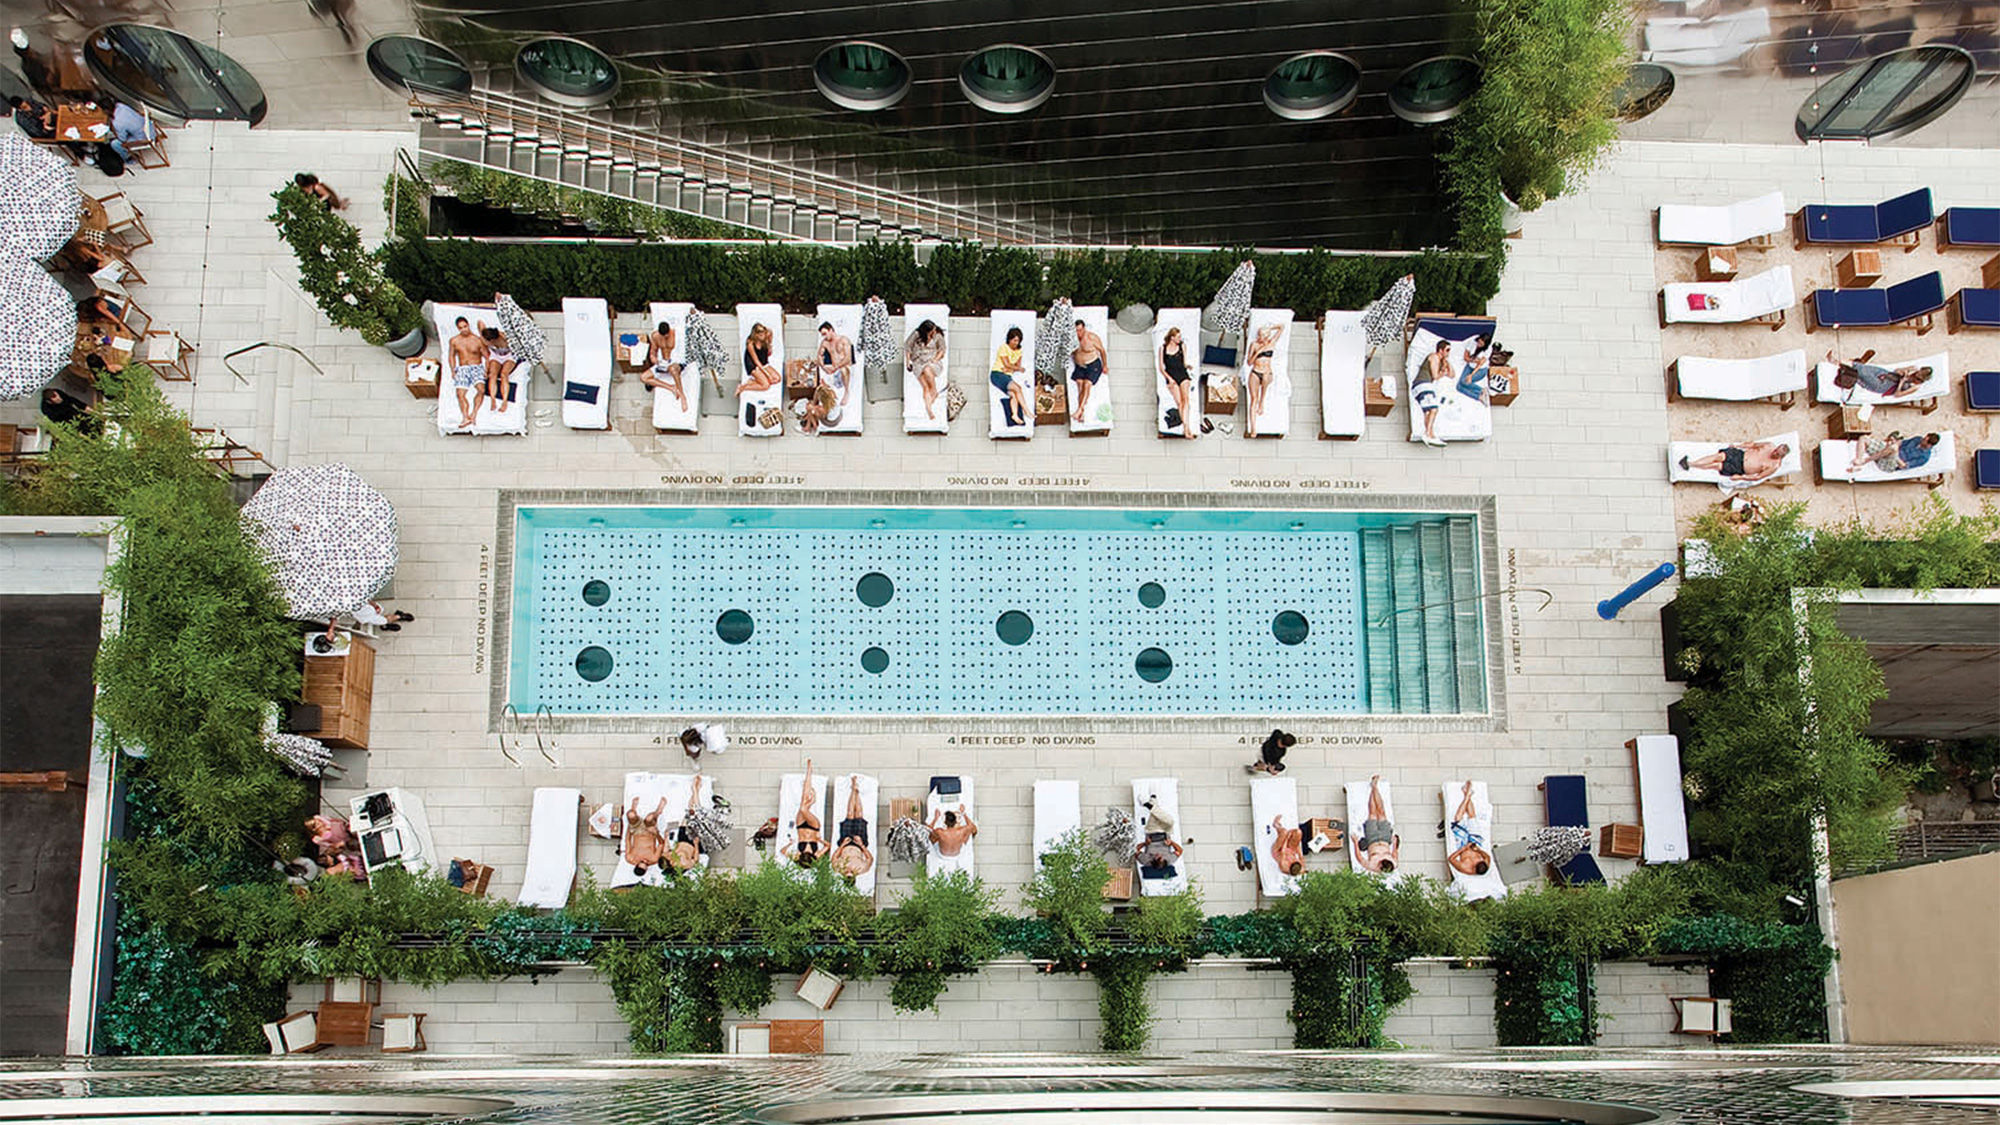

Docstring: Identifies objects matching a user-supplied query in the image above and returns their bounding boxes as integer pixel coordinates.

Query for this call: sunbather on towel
[927,806,978,857]
[832,775,874,880]
[1158,326,1197,441]
[481,324,517,405]
[1414,339,1448,447]
[624,795,669,876]
[1244,322,1283,437]
[1848,431,1941,474]
[783,759,826,867]
[1271,814,1305,877]
[1680,440,1790,483]
[447,316,489,429]
[816,321,856,408]
[663,784,705,874]
[1828,349,1932,399]
[991,326,1029,427]
[1456,333,1492,404]
[643,321,688,410]
[737,323,781,397]
[906,320,946,420]
[1137,832,1182,874]
[1356,775,1400,875]
[1446,781,1493,877]
[1071,318,1107,424]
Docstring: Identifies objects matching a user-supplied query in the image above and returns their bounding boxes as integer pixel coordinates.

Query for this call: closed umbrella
[1360,273,1416,353]
[267,732,334,777]
[684,307,727,390]
[240,463,399,619]
[492,293,547,368]
[1036,297,1074,379]
[0,253,78,400]
[1203,259,1256,340]
[0,135,79,261]
[859,295,894,373]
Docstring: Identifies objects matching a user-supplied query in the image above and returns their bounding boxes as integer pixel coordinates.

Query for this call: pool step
[1446,517,1485,712]
[1355,516,1486,716]
[1358,528,1397,711]
[1388,525,1428,713]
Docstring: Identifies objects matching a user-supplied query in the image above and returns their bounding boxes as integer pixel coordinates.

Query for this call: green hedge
[382,238,1500,318]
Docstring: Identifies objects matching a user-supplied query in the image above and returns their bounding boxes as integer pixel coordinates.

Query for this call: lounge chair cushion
[1968,371,2000,412]
[563,381,599,404]
[1657,191,1786,246]
[1674,350,1808,401]
[1541,775,1605,885]
[1812,272,1945,327]
[1802,187,1932,243]
[1976,449,2000,491]
[1959,288,2000,327]
[1945,206,2000,247]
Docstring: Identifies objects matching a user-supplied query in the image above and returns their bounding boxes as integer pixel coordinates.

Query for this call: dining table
[71,320,133,376]
[51,104,112,144]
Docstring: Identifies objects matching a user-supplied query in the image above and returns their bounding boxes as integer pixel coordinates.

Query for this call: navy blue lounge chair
[1977,449,2000,492]
[1809,271,1945,333]
[1540,774,1605,885]
[1949,288,2000,334]
[1941,207,2000,249]
[1797,187,1932,249]
[1968,371,2000,412]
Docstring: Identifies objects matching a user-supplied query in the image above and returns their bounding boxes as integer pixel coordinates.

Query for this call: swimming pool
[507,505,1485,717]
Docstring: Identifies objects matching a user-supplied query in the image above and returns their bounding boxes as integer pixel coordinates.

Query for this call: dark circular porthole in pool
[716,609,754,644]
[582,579,610,606]
[1273,610,1310,645]
[996,610,1034,645]
[575,646,613,681]
[857,572,895,607]
[1138,581,1166,608]
[1136,647,1173,682]
[862,646,890,673]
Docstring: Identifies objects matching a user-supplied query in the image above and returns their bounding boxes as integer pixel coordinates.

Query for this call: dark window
[1264,52,1362,121]
[85,24,266,124]
[960,45,1056,114]
[814,42,911,111]
[1612,63,1675,122]
[1796,46,1974,141]
[516,37,619,108]
[1388,55,1480,124]
[366,36,474,98]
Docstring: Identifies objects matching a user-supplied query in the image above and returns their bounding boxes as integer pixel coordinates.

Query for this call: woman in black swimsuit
[783,759,826,867]
[1158,326,1196,440]
[737,323,781,396]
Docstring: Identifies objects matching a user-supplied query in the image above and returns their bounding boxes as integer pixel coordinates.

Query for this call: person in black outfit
[9,94,54,138]
[1248,729,1296,775]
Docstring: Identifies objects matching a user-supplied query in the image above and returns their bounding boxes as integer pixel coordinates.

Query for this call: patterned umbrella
[0,135,79,261]
[493,293,547,368]
[240,462,399,619]
[1203,259,1256,339]
[1036,297,1074,379]
[684,307,727,389]
[0,253,78,400]
[267,732,334,777]
[1360,273,1416,351]
[858,295,894,373]
[1526,825,1594,867]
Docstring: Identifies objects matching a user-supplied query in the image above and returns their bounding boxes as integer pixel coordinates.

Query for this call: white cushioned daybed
[1406,316,1495,443]
[1152,308,1202,439]
[901,303,951,434]
[988,310,1036,440]
[1319,309,1366,439]
[1065,304,1113,435]
[736,303,785,438]
[432,302,530,436]
[646,301,700,433]
[1674,349,1808,402]
[1241,308,1294,438]
[810,302,866,435]
[560,297,611,430]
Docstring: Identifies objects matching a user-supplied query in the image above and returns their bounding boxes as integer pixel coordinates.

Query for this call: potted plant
[269,185,427,356]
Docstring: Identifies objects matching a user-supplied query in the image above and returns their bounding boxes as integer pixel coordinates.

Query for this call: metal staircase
[410,87,1062,245]
[1357,516,1487,715]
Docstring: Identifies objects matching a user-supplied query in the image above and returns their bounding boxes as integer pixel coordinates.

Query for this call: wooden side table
[1827,405,1871,439]
[1836,249,1883,288]
[316,1001,375,1046]
[1364,377,1395,416]
[300,634,375,750]
[1599,823,1643,859]
[1983,254,2000,290]
[404,357,438,399]
[1695,247,1739,282]
[1488,365,1520,406]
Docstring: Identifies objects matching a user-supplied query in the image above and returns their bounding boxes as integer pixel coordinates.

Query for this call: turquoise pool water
[508,506,1483,716]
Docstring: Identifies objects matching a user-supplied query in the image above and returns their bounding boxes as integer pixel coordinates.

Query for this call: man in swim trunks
[624,795,669,876]
[1270,813,1305,877]
[1679,440,1790,484]
[831,775,874,879]
[1355,775,1399,875]
[782,759,826,867]
[447,316,489,430]
[1070,318,1107,424]
[927,806,978,857]
[1446,781,1493,877]
[1413,339,1449,447]
[481,324,516,408]
[642,320,687,411]
[816,321,856,414]
[990,326,1029,428]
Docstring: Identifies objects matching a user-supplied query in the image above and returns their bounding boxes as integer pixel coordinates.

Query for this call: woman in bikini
[782,759,826,868]
[664,783,706,875]
[623,795,669,877]
[1244,322,1284,437]
[905,320,946,420]
[831,775,874,880]
[1158,327,1196,440]
[481,325,517,403]
[643,320,687,411]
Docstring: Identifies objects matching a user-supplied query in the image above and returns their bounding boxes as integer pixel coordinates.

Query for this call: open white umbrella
[1360,273,1416,352]
[493,292,547,368]
[0,252,78,400]
[240,463,399,619]
[0,135,79,261]
[1203,259,1256,339]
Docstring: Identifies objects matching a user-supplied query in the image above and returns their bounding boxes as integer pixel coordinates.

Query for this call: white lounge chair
[1441,781,1508,903]
[646,301,700,433]
[775,770,828,876]
[1152,308,1202,439]
[432,302,531,435]
[1642,8,1771,67]
[736,303,785,438]
[1819,434,1956,484]
[1033,779,1080,875]
[517,787,581,909]
[1662,266,1795,326]
[1673,350,1808,403]
[1319,309,1366,439]
[987,311,1036,440]
[1405,319,1495,443]
[1630,736,1690,864]
[1132,778,1188,896]
[926,776,976,877]
[810,303,866,435]
[560,297,611,430]
[1814,352,1949,407]
[1668,431,1802,490]
[1250,776,1302,899]
[611,772,712,889]
[1240,308,1294,438]
[1345,778,1409,886]
[1065,305,1114,435]
[1657,191,1787,247]
[830,773,879,897]
[901,303,951,434]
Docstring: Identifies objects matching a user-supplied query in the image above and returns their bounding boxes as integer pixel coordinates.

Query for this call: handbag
[944,383,966,420]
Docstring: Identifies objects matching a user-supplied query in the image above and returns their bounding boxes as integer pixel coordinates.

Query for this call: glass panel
[1798,46,1973,139]
[1264,52,1360,119]
[516,38,619,106]
[1820,55,1928,133]
[1611,63,1675,122]
[367,36,473,96]
[86,25,265,123]
[1881,52,1971,132]
[1393,57,1478,112]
